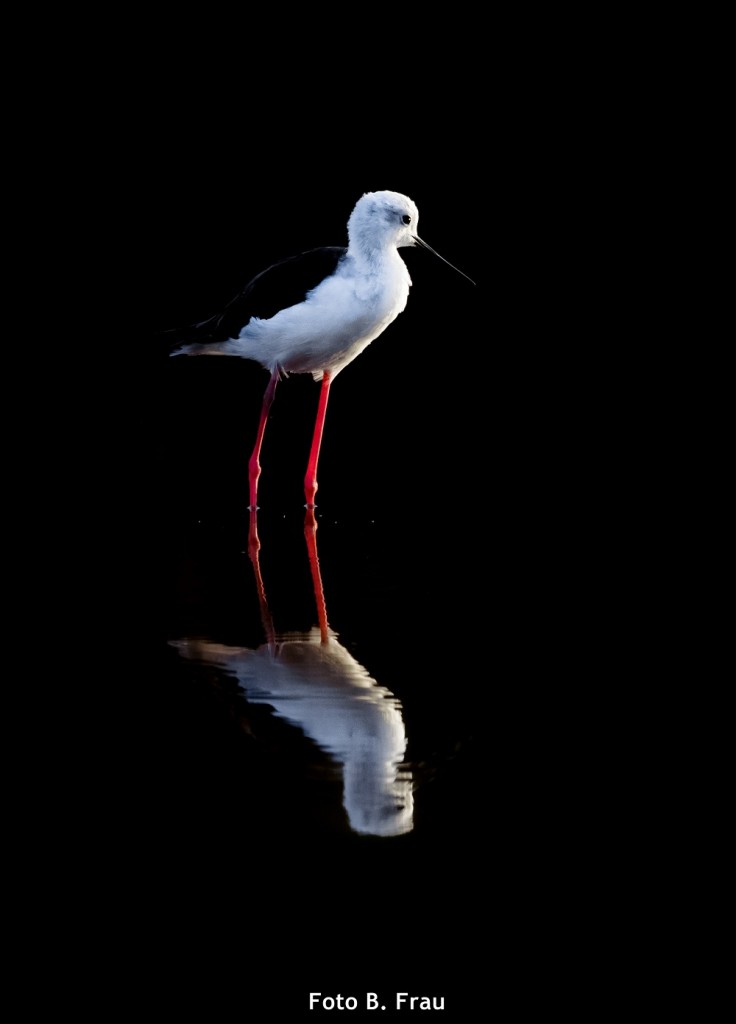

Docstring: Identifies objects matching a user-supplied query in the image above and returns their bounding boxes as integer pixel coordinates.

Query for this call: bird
[169,189,474,509]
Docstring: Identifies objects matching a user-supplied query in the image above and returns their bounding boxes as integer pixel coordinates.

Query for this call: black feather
[164,246,347,347]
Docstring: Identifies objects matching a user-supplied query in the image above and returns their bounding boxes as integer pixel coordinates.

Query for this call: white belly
[229,261,411,378]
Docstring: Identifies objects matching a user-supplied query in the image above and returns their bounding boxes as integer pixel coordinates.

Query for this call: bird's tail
[170,341,229,357]
[161,310,230,358]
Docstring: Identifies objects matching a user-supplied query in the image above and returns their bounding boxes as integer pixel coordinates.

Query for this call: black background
[43,30,637,1017]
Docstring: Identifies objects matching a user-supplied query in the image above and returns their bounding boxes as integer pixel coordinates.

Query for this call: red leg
[304,508,329,643]
[248,371,279,510]
[304,372,331,508]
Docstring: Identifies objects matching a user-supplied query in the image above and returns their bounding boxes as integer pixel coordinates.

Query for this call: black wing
[164,246,347,346]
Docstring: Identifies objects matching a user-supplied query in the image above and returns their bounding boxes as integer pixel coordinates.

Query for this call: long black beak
[412,235,476,285]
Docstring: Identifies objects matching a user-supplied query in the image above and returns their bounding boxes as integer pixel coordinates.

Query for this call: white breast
[230,254,412,379]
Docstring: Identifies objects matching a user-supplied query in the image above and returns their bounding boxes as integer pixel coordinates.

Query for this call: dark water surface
[108,490,494,1017]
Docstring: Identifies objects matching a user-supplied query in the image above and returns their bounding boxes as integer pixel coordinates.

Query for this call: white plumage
[173,190,418,379]
[169,190,473,507]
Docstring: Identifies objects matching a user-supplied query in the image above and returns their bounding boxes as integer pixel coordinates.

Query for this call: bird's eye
[402,214,411,224]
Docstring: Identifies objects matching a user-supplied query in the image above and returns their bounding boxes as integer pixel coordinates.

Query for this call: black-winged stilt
[170,190,474,509]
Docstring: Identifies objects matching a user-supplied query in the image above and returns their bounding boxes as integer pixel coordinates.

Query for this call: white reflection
[170,510,413,837]
[172,630,413,837]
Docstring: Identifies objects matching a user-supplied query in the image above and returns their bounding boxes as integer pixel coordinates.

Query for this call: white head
[347,190,420,253]
[347,190,475,283]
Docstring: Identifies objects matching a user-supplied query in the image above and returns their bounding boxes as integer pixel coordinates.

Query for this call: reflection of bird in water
[173,628,412,837]
[169,190,473,509]
[171,511,413,837]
